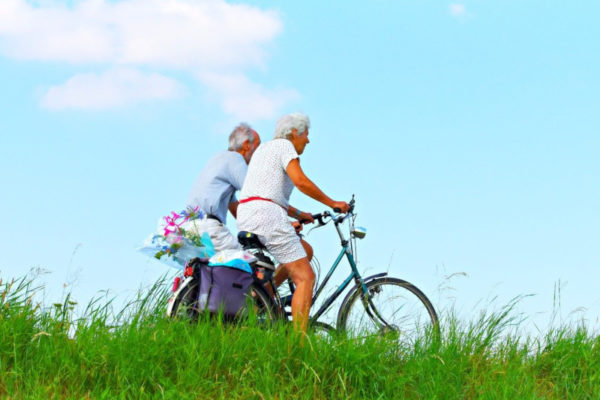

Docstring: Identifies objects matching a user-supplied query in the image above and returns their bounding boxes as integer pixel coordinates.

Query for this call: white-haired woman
[237,112,349,333]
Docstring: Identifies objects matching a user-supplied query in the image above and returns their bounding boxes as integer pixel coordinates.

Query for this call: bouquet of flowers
[139,206,216,269]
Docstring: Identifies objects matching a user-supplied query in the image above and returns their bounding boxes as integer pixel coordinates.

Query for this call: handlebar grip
[300,213,322,224]
[301,213,325,225]
[333,208,342,213]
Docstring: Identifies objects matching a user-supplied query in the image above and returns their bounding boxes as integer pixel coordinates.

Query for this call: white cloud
[0,0,294,118]
[0,0,281,68]
[449,3,467,17]
[200,72,300,121]
[41,68,182,110]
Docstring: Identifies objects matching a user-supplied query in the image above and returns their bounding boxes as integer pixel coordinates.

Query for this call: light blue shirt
[186,151,247,224]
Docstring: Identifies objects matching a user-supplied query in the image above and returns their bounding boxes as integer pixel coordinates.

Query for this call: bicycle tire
[168,279,200,321]
[237,282,279,325]
[337,277,439,344]
[168,280,277,324]
[309,321,336,339]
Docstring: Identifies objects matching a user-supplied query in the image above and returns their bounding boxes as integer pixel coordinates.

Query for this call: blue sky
[1,0,599,331]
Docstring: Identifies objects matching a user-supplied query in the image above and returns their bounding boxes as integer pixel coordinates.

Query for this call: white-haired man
[237,113,350,333]
[185,123,261,251]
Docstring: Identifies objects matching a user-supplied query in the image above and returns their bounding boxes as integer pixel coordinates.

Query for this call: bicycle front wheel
[337,277,439,345]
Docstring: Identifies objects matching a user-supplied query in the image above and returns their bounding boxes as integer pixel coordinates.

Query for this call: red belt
[239,196,286,210]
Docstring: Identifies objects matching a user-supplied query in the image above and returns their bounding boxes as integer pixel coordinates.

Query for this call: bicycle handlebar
[299,213,326,225]
[301,195,356,227]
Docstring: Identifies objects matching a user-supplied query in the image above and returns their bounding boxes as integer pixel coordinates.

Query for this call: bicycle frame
[307,211,372,323]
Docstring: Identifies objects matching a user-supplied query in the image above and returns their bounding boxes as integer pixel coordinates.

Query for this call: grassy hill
[1,276,599,399]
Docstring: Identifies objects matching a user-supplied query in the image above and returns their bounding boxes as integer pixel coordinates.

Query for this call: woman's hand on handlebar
[298,211,315,224]
[331,200,351,214]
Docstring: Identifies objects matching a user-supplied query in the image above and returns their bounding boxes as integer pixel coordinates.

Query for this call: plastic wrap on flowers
[138,206,216,269]
[208,249,257,274]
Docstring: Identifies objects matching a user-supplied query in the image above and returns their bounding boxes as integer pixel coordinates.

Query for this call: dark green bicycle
[237,195,440,343]
[168,196,439,343]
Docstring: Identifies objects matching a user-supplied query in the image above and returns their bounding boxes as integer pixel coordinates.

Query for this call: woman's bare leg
[273,265,290,287]
[274,238,312,287]
[301,238,313,261]
[281,257,315,333]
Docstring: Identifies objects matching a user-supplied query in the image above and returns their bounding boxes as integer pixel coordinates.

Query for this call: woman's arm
[286,159,349,212]
[287,204,314,222]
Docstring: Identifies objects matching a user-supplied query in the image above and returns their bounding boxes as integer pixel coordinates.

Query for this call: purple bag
[197,264,253,317]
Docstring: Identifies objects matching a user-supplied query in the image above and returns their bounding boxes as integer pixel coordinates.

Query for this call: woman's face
[291,128,310,155]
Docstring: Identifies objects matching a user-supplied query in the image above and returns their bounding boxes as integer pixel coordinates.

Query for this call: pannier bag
[197,250,257,317]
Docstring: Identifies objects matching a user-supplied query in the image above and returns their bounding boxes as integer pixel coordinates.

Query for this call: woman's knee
[289,259,315,286]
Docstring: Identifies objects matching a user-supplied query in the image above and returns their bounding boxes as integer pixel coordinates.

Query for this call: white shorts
[180,218,241,252]
[237,201,306,264]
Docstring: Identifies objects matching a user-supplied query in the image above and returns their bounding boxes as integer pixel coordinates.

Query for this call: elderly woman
[237,112,349,332]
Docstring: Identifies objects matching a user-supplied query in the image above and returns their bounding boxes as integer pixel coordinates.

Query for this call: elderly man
[237,113,349,333]
[185,123,261,251]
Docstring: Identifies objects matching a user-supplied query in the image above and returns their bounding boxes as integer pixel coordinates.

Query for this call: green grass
[1,276,599,399]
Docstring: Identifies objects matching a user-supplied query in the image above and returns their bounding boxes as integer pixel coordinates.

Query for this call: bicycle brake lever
[305,213,330,235]
[310,213,327,225]
[306,225,320,236]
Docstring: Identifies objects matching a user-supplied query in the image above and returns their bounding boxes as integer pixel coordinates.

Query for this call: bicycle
[167,196,439,344]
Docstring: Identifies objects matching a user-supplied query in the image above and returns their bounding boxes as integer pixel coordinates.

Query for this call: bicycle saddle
[237,231,266,250]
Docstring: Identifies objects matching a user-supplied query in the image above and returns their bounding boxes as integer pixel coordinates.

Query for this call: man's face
[291,128,310,155]
[244,130,261,163]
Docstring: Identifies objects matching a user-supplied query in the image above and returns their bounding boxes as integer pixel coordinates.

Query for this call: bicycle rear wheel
[236,282,279,325]
[337,277,439,345]
[168,280,200,321]
[168,281,277,324]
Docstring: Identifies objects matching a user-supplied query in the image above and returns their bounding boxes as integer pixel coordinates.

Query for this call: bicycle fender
[166,276,195,317]
[335,272,388,327]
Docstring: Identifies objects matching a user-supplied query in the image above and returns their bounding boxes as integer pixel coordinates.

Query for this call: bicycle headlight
[351,226,367,239]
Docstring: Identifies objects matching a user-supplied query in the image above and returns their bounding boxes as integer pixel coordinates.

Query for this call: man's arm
[229,201,239,219]
[227,154,247,219]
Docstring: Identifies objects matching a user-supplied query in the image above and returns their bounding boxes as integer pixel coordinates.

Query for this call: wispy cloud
[449,3,467,18]
[0,0,294,118]
[41,68,183,110]
[200,72,300,121]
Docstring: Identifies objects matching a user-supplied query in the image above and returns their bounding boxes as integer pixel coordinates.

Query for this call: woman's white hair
[228,123,255,151]
[274,112,310,139]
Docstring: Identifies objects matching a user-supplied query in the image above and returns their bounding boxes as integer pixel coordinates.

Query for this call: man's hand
[331,201,350,213]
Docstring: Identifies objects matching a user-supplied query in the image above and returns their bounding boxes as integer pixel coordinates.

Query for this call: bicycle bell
[351,226,367,239]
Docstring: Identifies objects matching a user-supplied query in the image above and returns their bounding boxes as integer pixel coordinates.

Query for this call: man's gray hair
[274,112,310,139]
[228,123,255,151]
